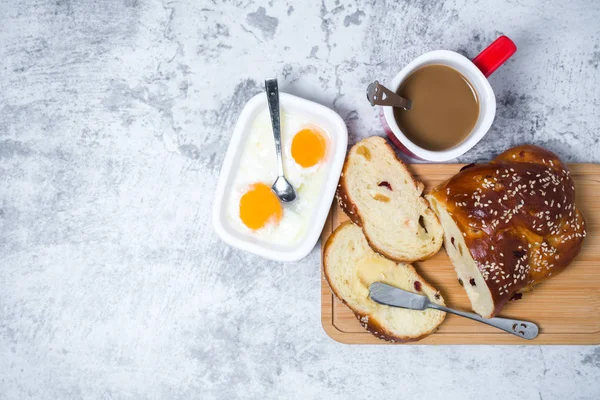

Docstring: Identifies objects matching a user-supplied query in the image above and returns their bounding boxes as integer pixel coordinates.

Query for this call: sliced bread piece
[337,136,443,262]
[323,221,446,343]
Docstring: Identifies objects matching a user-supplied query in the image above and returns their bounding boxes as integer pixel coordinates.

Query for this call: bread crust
[354,312,439,344]
[429,144,586,317]
[336,172,362,227]
[336,136,441,262]
[323,222,446,343]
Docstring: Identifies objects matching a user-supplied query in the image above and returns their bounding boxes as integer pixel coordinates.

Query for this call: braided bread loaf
[427,145,586,318]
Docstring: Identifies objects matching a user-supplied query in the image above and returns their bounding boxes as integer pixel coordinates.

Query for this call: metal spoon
[265,79,297,203]
[366,80,412,110]
[369,282,539,340]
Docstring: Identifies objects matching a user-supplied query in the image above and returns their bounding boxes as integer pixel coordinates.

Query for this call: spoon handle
[427,302,539,340]
[265,79,284,177]
[366,80,412,110]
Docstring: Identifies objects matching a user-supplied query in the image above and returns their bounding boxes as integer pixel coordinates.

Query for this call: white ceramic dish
[382,50,496,162]
[212,92,348,262]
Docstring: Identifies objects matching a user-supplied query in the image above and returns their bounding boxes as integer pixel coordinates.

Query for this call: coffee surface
[394,64,479,151]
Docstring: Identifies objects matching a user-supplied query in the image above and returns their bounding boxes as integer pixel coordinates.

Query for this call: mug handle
[472,36,517,77]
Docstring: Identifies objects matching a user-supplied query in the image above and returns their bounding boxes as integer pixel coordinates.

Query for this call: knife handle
[428,302,539,340]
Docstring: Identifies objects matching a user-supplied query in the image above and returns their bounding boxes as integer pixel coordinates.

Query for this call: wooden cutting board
[321,164,600,345]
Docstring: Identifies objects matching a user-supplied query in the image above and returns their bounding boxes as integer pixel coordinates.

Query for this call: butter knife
[369,282,539,340]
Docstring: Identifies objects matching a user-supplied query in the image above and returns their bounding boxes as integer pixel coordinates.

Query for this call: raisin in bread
[428,145,586,318]
[337,136,444,262]
[323,221,446,342]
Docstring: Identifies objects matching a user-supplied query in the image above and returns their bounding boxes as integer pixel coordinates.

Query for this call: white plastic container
[212,92,348,262]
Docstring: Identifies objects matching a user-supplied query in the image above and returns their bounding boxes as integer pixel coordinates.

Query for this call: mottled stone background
[1,0,599,399]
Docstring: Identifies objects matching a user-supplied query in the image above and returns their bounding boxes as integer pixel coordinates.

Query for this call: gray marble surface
[1,0,599,399]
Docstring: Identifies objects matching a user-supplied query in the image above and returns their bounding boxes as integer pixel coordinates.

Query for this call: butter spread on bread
[323,222,446,342]
[428,145,586,318]
[336,136,444,262]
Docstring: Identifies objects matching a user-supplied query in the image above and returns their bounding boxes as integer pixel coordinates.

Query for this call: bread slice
[323,222,446,342]
[427,195,496,318]
[337,136,444,262]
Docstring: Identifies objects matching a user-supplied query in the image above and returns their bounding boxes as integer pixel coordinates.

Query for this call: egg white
[226,108,330,246]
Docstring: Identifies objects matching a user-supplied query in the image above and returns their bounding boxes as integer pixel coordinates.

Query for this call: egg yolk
[291,128,326,168]
[239,183,283,230]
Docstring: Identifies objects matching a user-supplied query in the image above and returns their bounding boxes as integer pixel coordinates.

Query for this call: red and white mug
[382,36,517,161]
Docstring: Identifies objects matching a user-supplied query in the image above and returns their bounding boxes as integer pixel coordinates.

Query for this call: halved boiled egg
[239,183,282,230]
[291,128,327,168]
